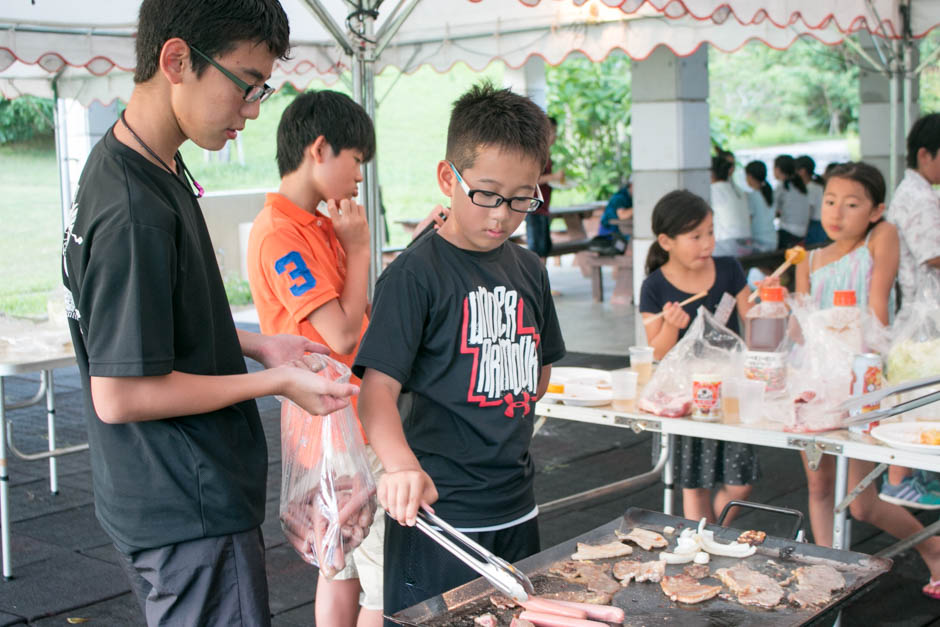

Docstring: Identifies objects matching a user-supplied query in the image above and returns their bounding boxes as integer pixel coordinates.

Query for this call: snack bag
[638,306,745,417]
[279,354,377,579]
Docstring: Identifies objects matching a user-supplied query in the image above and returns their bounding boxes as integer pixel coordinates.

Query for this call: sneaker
[915,470,940,494]
[879,474,940,510]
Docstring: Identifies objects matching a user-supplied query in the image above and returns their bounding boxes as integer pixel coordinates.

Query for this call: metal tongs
[414,507,535,602]
[838,374,940,424]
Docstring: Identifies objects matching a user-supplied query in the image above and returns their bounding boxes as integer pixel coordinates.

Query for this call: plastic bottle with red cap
[744,285,789,395]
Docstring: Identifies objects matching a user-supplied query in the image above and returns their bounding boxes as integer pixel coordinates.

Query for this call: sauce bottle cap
[833,290,857,306]
[760,286,785,302]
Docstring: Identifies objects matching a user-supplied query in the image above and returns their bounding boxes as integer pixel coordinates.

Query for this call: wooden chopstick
[643,290,708,325]
[747,246,805,302]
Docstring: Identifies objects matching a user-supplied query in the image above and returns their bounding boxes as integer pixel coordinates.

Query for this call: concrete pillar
[630,45,710,343]
[857,33,919,198]
[503,57,548,111]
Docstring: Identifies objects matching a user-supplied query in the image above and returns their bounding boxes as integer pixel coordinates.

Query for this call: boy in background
[246,90,383,627]
[354,82,567,617]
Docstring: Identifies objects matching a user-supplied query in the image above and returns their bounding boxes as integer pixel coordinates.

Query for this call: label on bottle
[744,350,787,394]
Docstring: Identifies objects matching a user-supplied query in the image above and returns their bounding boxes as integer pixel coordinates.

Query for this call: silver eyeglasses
[190,44,276,104]
[448,162,544,214]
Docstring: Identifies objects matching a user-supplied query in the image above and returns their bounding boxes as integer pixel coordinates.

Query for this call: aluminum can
[848,353,883,435]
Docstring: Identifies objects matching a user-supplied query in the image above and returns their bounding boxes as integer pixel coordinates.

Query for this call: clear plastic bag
[887,275,940,384]
[638,306,745,417]
[279,354,377,579]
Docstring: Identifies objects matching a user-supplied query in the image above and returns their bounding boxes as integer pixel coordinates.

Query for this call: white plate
[544,383,613,407]
[869,421,940,454]
[550,367,612,389]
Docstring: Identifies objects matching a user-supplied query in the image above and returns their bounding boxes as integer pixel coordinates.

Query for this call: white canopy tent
[2,0,939,284]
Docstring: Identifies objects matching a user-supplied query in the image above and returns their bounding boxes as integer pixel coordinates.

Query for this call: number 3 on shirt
[275,251,316,296]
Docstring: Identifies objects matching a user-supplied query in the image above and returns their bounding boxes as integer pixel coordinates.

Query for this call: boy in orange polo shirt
[246,90,381,627]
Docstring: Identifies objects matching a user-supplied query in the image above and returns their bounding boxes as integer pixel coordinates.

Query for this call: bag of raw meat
[279,354,377,579]
[638,306,745,417]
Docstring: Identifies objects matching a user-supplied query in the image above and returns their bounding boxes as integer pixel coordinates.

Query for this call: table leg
[832,455,850,551]
[0,376,10,579]
[662,434,675,516]
[44,370,58,495]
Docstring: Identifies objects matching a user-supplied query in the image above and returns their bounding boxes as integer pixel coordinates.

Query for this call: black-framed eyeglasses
[448,162,543,213]
[189,44,276,104]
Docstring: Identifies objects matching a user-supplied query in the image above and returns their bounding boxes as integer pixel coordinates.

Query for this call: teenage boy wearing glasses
[61,2,359,625]
[353,82,566,617]
[245,90,385,627]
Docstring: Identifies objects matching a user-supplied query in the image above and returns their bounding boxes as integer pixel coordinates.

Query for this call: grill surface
[392,507,892,626]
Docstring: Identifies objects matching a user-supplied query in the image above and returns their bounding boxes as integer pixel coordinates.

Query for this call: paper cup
[611,369,639,412]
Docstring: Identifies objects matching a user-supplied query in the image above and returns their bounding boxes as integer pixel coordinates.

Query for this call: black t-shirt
[62,128,266,553]
[639,256,747,341]
[353,234,566,527]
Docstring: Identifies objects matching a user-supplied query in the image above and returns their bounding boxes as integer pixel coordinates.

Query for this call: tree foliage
[545,52,631,201]
[0,96,55,144]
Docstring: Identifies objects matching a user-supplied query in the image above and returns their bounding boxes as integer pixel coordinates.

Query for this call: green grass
[0,136,63,317]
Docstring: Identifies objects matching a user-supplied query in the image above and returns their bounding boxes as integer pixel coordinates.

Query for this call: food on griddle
[549,600,625,623]
[693,551,710,564]
[570,540,633,561]
[549,560,621,594]
[473,613,499,627]
[540,589,613,605]
[518,611,608,627]
[683,563,710,579]
[736,529,767,546]
[714,564,785,608]
[615,527,668,550]
[547,383,565,394]
[520,598,587,618]
[663,525,675,536]
[660,573,721,604]
[490,593,516,610]
[510,618,536,627]
[612,558,665,585]
[787,564,846,608]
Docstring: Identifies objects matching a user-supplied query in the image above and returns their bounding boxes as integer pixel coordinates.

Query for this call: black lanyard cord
[120,110,205,198]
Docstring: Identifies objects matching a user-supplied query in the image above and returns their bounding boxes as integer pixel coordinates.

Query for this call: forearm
[925,256,940,270]
[337,250,370,337]
[90,369,286,424]
[237,328,266,362]
[648,323,680,361]
[359,373,419,472]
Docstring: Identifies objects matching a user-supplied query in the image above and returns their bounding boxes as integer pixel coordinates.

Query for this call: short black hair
[906,113,940,169]
[711,155,733,181]
[446,81,550,171]
[276,90,375,177]
[134,0,290,83]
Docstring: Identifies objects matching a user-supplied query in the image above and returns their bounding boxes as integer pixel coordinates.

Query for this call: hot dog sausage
[518,611,608,627]
[519,598,587,618]
[550,600,625,623]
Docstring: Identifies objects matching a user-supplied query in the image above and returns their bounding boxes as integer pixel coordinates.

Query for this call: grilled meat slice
[615,528,668,551]
[660,573,721,604]
[612,559,665,585]
[549,560,621,595]
[473,613,498,627]
[540,589,613,605]
[736,530,767,546]
[570,541,633,561]
[714,564,785,608]
[683,564,711,579]
[787,564,845,608]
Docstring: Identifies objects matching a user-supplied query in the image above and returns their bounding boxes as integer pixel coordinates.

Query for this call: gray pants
[117,527,270,627]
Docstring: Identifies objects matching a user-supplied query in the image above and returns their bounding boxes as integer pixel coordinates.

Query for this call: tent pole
[52,78,70,234]
[299,0,354,56]
[350,7,383,294]
[374,0,422,58]
[889,54,899,197]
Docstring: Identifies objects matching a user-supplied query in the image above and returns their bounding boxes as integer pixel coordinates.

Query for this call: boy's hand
[411,204,450,240]
[256,334,329,369]
[330,198,370,253]
[662,301,691,330]
[280,359,359,416]
[378,467,438,527]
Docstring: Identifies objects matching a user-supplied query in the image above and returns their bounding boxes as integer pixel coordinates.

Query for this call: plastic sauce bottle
[744,285,788,396]
[826,289,863,354]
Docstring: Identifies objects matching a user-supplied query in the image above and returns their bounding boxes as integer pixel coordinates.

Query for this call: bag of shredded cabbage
[887,275,940,383]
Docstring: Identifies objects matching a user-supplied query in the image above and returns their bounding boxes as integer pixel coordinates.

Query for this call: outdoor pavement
[0,260,938,625]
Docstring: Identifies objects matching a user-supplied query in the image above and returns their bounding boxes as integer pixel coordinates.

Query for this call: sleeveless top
[809,230,896,320]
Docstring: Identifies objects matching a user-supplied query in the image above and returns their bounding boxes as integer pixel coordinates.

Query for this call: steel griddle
[391,507,892,626]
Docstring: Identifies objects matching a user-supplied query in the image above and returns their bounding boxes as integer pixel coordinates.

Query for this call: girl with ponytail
[744,161,777,252]
[773,155,811,249]
[639,189,778,523]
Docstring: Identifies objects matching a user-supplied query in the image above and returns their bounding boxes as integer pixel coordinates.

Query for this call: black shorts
[383,513,540,621]
[116,527,270,626]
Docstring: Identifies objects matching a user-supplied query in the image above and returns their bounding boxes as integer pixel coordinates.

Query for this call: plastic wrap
[783,295,888,432]
[279,354,377,579]
[638,307,745,417]
[886,276,940,384]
